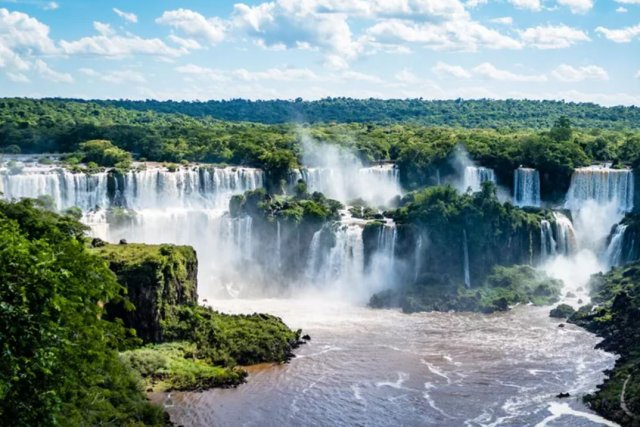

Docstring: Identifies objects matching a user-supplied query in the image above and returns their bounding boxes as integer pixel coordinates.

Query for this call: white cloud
[0,43,30,70]
[43,2,58,11]
[6,71,29,82]
[176,64,319,82]
[466,0,489,7]
[0,8,57,54]
[81,67,146,84]
[168,35,202,50]
[616,7,628,12]
[491,17,513,25]
[432,61,471,78]
[596,24,640,43]
[509,0,542,11]
[519,25,590,49]
[614,0,640,4]
[156,9,226,44]
[93,21,114,36]
[60,24,186,58]
[33,59,73,83]
[473,62,547,82]
[551,64,609,82]
[557,0,593,13]
[113,8,138,24]
[366,19,522,52]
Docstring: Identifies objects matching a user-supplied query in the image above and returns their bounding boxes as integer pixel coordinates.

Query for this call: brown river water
[151,297,618,427]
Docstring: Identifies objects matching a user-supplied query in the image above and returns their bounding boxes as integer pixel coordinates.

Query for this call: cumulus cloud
[473,62,547,82]
[432,61,472,78]
[0,8,57,54]
[596,24,640,43]
[60,25,186,58]
[551,64,609,82]
[43,2,58,11]
[557,0,594,13]
[519,25,590,49]
[509,0,542,11]
[616,6,628,12]
[33,59,73,83]
[156,9,226,44]
[113,8,138,24]
[614,0,640,3]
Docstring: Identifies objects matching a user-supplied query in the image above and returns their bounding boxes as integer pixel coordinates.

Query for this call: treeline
[56,98,640,129]
[2,98,640,198]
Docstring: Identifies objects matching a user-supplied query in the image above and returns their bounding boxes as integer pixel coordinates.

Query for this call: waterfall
[290,163,402,206]
[414,234,423,282]
[565,166,634,213]
[513,168,541,207]
[540,220,557,260]
[604,224,628,268]
[0,166,109,211]
[120,166,264,211]
[463,166,495,193]
[463,229,471,288]
[553,212,577,256]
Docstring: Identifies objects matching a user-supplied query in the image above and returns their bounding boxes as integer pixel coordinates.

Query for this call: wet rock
[550,304,576,319]
[119,238,128,245]
[302,334,311,341]
[558,323,565,328]
[566,292,577,298]
[556,392,571,399]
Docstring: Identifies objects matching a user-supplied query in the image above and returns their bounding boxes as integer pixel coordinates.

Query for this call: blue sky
[0,0,638,105]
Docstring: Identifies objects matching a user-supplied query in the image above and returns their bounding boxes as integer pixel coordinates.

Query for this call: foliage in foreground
[0,199,165,426]
[570,262,640,426]
[370,265,562,314]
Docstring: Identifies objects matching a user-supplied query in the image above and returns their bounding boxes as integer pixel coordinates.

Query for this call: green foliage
[0,199,164,426]
[549,303,576,319]
[370,265,562,314]
[121,342,247,392]
[79,139,133,168]
[161,305,301,367]
[570,262,640,426]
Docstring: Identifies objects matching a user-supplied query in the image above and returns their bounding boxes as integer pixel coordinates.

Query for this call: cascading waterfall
[513,168,541,207]
[604,224,628,268]
[565,166,634,213]
[0,166,109,210]
[463,229,471,288]
[290,164,402,207]
[275,220,282,268]
[553,212,577,256]
[463,166,495,193]
[540,220,557,260]
[414,234,423,282]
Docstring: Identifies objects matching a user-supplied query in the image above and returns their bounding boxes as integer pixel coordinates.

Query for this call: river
[152,297,617,427]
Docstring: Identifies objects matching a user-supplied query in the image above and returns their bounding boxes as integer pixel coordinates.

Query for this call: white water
[294,137,402,207]
[540,220,557,261]
[565,166,634,214]
[463,229,471,288]
[462,166,496,193]
[514,168,541,207]
[604,224,628,268]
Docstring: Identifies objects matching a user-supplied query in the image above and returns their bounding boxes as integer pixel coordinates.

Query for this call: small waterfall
[414,234,423,282]
[463,166,495,193]
[306,223,365,286]
[540,220,557,260]
[376,221,397,264]
[553,212,577,256]
[565,166,634,213]
[513,168,541,207]
[463,229,471,288]
[604,224,628,268]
